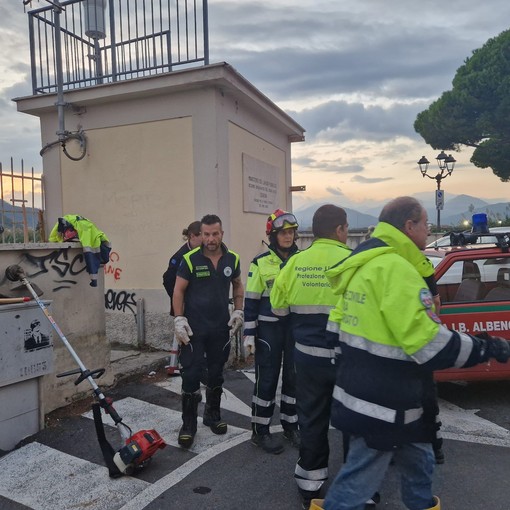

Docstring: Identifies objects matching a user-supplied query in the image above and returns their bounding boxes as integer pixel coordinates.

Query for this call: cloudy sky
[2,0,510,212]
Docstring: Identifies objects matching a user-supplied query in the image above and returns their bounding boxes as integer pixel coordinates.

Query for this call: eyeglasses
[272,213,298,230]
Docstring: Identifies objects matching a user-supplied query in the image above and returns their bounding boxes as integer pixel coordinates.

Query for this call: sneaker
[283,429,301,448]
[251,433,284,454]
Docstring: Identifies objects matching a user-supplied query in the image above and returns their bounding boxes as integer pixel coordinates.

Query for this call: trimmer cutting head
[5,264,26,282]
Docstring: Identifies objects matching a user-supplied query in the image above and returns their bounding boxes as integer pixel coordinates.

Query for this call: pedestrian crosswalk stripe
[0,442,149,510]
[82,397,248,454]
[118,430,252,510]
[156,378,253,418]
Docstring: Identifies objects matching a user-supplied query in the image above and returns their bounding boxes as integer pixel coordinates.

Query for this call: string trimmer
[5,264,166,477]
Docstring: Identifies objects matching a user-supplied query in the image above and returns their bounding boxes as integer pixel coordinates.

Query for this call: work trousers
[179,328,230,393]
[294,358,337,498]
[252,320,297,435]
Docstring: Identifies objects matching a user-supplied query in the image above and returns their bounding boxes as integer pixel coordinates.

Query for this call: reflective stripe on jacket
[270,238,351,357]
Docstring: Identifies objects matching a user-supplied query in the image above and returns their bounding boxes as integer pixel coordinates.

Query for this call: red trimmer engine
[114,429,166,474]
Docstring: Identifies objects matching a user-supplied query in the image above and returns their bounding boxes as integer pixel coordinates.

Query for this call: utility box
[0,301,54,451]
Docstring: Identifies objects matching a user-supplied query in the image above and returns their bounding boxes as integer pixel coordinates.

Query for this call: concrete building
[15,63,305,349]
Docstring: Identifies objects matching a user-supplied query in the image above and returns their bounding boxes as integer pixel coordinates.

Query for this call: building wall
[228,122,290,273]
[60,118,195,290]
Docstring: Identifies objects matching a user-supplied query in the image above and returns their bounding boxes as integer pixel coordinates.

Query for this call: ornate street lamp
[417,151,456,231]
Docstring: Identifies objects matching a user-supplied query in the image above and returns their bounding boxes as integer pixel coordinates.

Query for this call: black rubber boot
[203,386,227,434]
[178,391,201,448]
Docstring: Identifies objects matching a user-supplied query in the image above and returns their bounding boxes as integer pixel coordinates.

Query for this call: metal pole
[137,298,145,347]
[109,0,117,81]
[52,1,66,141]
[436,179,441,232]
[203,0,209,65]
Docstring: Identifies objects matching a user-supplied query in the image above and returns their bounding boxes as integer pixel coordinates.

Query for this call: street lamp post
[417,151,456,231]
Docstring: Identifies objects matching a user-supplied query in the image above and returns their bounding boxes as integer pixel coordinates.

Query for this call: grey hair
[379,196,424,230]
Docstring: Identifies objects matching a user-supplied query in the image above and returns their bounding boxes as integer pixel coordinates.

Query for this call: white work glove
[243,335,256,355]
[174,316,193,345]
[228,309,244,336]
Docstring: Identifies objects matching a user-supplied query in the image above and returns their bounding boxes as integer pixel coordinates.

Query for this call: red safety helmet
[57,217,79,241]
[266,209,299,236]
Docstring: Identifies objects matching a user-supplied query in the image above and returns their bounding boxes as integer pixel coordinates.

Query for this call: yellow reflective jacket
[243,244,298,339]
[270,238,351,361]
[325,222,488,449]
[49,214,111,287]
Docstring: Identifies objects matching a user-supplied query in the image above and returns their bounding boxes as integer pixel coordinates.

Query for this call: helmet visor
[272,213,298,231]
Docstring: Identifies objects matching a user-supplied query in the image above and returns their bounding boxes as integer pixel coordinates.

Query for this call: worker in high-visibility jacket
[244,209,300,454]
[48,214,111,287]
[270,204,351,509]
[322,196,510,510]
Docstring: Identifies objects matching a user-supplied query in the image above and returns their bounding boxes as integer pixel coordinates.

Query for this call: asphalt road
[1,369,510,510]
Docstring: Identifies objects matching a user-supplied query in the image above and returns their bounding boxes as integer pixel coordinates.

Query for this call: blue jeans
[323,436,436,510]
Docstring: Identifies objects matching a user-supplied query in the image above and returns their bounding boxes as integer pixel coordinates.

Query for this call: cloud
[325,186,345,197]
[351,175,394,184]
[290,100,425,143]
[294,155,364,174]
[209,0,506,104]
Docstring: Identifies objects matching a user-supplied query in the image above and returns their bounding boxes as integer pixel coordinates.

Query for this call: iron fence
[0,159,45,244]
[27,0,209,94]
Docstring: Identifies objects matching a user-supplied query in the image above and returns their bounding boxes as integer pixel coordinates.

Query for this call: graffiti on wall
[103,250,136,314]
[104,251,122,281]
[104,289,137,314]
[23,249,87,291]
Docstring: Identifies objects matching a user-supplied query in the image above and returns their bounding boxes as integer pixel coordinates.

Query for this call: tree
[414,29,510,181]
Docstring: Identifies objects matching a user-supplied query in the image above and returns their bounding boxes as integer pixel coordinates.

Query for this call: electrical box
[0,301,54,451]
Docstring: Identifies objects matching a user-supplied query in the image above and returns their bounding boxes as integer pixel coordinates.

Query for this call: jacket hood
[374,222,434,278]
[325,222,432,294]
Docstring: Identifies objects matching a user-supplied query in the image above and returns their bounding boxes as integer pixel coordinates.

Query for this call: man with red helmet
[244,209,300,454]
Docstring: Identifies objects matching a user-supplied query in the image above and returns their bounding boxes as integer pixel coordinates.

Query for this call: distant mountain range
[294,192,510,230]
[295,204,379,230]
[0,199,40,229]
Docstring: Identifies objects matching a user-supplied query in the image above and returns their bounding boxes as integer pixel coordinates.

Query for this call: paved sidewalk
[109,347,170,384]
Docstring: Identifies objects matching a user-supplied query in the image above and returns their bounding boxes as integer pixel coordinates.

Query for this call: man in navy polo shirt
[172,214,244,447]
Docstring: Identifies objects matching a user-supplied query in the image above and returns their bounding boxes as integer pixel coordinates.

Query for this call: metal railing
[0,159,45,244]
[27,0,209,95]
